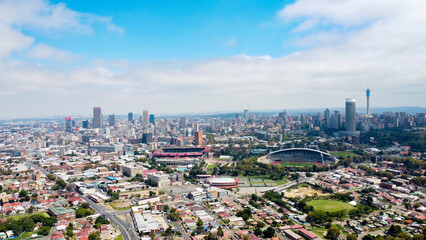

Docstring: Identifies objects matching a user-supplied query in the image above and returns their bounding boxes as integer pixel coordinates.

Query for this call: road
[274,179,307,193]
[80,194,138,240]
[172,220,191,240]
[27,162,138,240]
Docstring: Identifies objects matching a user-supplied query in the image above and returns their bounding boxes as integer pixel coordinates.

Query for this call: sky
[0,0,426,118]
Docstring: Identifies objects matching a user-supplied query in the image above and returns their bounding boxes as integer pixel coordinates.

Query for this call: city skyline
[1,0,426,118]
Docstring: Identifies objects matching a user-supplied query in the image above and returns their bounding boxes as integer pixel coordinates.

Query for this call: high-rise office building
[143,110,149,127]
[366,88,371,117]
[211,118,217,131]
[92,107,103,128]
[65,117,73,132]
[331,111,341,129]
[142,132,153,144]
[324,108,330,121]
[108,114,116,126]
[194,131,203,146]
[82,120,90,129]
[339,98,360,138]
[179,117,186,128]
[128,112,133,122]
[244,109,249,122]
[345,98,356,132]
[149,114,155,125]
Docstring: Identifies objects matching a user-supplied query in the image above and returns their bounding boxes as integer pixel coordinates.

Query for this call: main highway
[27,161,138,240]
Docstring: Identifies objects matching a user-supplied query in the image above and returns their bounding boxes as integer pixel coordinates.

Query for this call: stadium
[267,147,337,166]
[153,147,211,166]
[208,177,239,188]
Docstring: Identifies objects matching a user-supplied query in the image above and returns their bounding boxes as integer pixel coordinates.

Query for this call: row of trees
[0,214,57,236]
[360,129,425,152]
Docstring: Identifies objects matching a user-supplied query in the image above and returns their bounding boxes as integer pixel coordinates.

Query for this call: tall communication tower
[366,88,371,117]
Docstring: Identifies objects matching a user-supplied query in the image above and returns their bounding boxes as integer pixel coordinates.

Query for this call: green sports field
[330,151,360,158]
[206,164,217,170]
[306,200,354,212]
[280,162,315,167]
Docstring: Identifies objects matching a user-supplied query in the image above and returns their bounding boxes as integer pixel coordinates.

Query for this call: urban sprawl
[0,94,425,240]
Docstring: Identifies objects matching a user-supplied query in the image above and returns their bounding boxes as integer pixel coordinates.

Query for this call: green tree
[37,226,51,236]
[347,234,357,240]
[217,226,223,237]
[388,225,402,237]
[196,218,204,232]
[95,216,110,225]
[413,234,425,240]
[263,227,275,238]
[397,232,412,240]
[163,204,170,212]
[27,205,34,214]
[403,201,412,210]
[43,217,57,227]
[66,225,74,238]
[326,226,340,240]
[76,208,93,218]
[254,227,263,237]
[80,202,90,209]
[88,232,101,240]
[19,189,28,198]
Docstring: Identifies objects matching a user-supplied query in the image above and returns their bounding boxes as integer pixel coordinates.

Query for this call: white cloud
[0,0,124,33]
[226,37,237,46]
[278,0,404,28]
[0,24,33,59]
[27,43,74,61]
[292,19,319,32]
[1,0,426,118]
[106,22,125,34]
[0,0,124,61]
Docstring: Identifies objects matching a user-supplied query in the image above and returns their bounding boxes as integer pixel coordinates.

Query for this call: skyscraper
[179,117,186,128]
[244,109,249,122]
[324,108,330,121]
[195,131,203,146]
[82,120,90,129]
[128,112,133,122]
[92,107,103,128]
[366,88,371,117]
[143,110,149,127]
[65,117,73,132]
[211,118,217,131]
[149,114,155,125]
[345,98,356,132]
[108,114,116,126]
[142,132,153,144]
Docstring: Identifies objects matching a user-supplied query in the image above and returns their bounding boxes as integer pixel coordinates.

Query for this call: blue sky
[0,0,425,118]
[31,0,296,61]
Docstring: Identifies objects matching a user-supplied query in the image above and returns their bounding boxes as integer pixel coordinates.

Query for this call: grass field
[7,212,49,221]
[306,200,354,212]
[206,164,218,170]
[330,151,360,158]
[280,162,315,167]
[115,235,124,240]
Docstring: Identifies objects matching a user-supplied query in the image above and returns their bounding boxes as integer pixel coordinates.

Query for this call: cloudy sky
[0,0,425,118]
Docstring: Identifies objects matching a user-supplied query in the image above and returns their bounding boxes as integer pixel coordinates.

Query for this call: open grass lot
[330,151,361,158]
[7,212,49,221]
[17,232,32,240]
[306,200,354,212]
[280,162,315,167]
[206,164,218,170]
